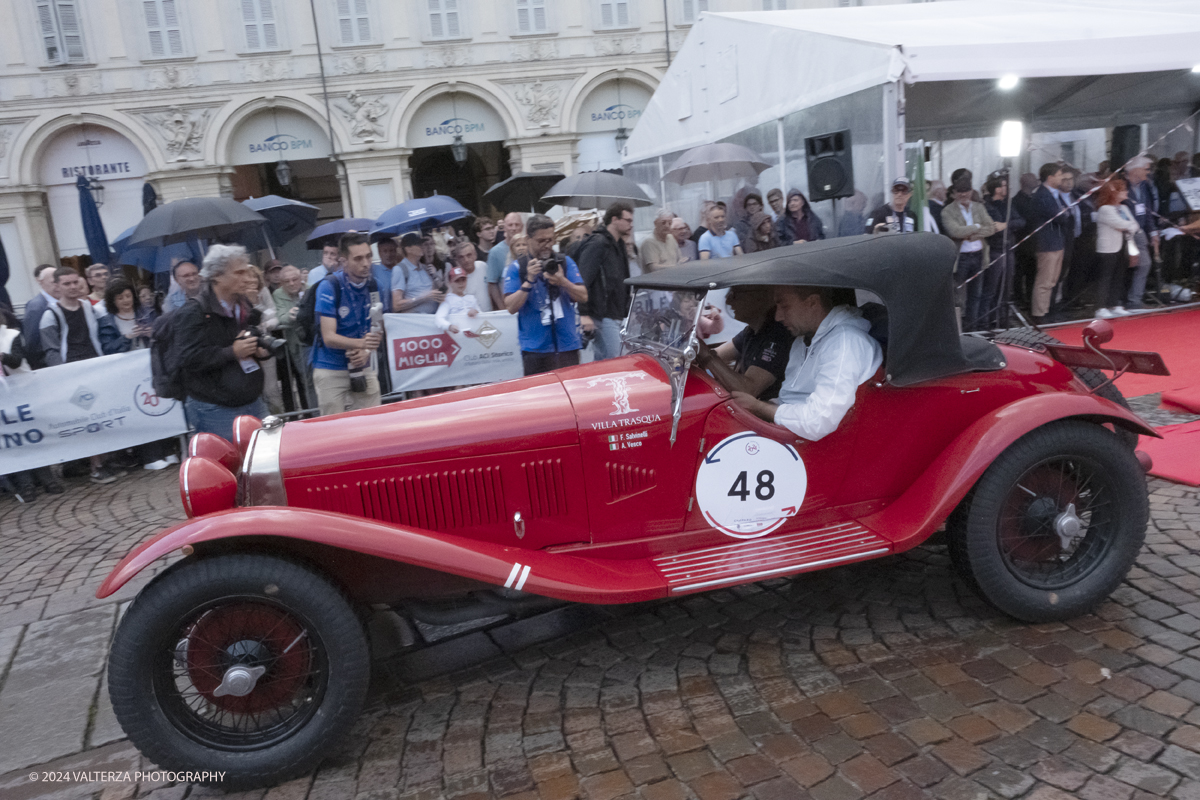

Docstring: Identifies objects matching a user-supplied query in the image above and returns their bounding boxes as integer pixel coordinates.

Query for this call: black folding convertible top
[626,232,1003,387]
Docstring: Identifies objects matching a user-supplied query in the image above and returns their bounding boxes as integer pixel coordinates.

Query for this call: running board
[653,522,891,594]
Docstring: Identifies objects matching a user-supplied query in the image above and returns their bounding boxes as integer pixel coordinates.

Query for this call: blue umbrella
[113,225,203,274]
[370,195,471,241]
[305,217,376,250]
[0,231,10,310]
[242,196,320,252]
[77,175,112,266]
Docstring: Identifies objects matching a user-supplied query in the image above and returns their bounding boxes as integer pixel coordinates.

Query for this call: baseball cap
[448,266,468,281]
[264,262,283,272]
[891,177,912,190]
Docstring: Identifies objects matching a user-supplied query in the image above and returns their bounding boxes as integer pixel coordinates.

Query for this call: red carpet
[1048,306,1200,397]
[1162,387,1200,415]
[1140,421,1200,487]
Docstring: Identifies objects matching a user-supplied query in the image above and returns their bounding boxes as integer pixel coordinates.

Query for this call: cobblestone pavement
[2,396,1199,800]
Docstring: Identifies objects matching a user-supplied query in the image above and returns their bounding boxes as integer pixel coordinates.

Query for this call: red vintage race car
[100,233,1165,789]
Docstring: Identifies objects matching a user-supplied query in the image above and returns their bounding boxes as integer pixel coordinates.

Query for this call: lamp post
[274,159,293,187]
[451,134,468,166]
[997,120,1025,328]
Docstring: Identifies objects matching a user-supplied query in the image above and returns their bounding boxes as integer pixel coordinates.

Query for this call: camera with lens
[248,326,287,358]
[542,253,562,276]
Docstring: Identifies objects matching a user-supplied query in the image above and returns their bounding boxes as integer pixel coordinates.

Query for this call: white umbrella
[542,172,653,209]
[663,143,770,185]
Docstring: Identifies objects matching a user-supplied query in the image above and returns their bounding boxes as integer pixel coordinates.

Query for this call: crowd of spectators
[3,146,1197,502]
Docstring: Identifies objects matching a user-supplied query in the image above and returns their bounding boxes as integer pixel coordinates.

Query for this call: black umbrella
[483,171,564,213]
[127,197,267,247]
[542,171,653,209]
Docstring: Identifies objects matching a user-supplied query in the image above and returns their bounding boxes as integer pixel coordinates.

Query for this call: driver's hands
[580,315,596,333]
[731,391,757,410]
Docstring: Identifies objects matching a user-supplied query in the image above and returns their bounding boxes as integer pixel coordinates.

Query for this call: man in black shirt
[695,285,794,400]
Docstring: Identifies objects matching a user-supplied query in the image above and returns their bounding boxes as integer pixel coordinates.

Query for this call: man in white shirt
[454,240,491,311]
[732,286,882,441]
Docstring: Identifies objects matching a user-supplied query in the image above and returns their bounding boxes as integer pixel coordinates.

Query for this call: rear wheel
[951,420,1147,621]
[107,554,370,790]
[992,328,1138,449]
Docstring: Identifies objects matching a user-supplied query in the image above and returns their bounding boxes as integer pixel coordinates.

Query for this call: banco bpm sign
[248,133,317,156]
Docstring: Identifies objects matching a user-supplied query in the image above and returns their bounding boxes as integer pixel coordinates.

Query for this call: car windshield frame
[620,287,708,445]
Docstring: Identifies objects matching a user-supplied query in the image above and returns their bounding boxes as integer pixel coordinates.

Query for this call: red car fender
[95,507,668,605]
[859,391,1158,552]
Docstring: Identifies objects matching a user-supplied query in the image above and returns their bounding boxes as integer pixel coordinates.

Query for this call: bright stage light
[998,74,1020,90]
[999,120,1024,158]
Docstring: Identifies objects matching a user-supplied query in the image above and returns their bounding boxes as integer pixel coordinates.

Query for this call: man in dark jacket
[981,170,1025,329]
[21,264,59,370]
[575,202,633,361]
[174,244,269,440]
[1027,162,1069,323]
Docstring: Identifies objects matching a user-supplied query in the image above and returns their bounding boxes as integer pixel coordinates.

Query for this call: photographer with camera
[174,245,271,441]
[503,215,588,376]
[311,232,384,415]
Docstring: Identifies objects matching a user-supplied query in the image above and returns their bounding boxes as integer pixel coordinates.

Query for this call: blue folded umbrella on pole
[77,175,112,266]
[305,217,376,250]
[370,195,471,241]
[113,225,203,274]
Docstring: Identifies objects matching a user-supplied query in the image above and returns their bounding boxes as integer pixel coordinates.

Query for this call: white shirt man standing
[640,209,682,272]
[454,240,491,311]
[732,286,881,441]
[486,212,525,311]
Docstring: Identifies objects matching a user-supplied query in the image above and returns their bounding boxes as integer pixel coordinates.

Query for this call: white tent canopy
[624,0,1200,164]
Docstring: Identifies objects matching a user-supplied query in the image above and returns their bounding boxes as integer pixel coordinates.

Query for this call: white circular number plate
[695,432,807,539]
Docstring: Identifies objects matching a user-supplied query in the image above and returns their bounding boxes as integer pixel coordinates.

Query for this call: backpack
[149,309,186,401]
[295,274,378,347]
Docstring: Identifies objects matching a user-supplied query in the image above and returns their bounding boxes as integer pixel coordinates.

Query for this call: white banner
[384,311,523,391]
[0,350,187,471]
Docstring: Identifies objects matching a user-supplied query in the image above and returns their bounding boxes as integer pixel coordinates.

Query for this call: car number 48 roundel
[695,432,807,539]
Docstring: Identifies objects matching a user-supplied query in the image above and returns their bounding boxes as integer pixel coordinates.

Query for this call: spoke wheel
[108,554,369,790]
[951,420,1147,622]
[158,597,326,750]
[996,457,1115,590]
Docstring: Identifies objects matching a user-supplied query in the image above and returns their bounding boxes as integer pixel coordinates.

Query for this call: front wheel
[107,554,370,790]
[951,420,1148,622]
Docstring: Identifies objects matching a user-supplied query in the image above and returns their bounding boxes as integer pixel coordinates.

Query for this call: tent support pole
[776,118,786,197]
[883,79,906,189]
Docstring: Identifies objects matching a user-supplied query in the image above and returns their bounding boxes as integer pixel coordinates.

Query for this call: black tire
[992,328,1138,450]
[952,420,1147,622]
[107,554,370,790]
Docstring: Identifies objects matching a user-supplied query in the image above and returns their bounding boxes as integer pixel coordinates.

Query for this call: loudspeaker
[805,130,855,202]
[1110,125,1141,172]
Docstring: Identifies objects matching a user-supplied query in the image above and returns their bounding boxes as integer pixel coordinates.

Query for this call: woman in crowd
[104,279,154,349]
[138,284,163,320]
[740,211,778,254]
[775,190,825,245]
[1092,178,1142,320]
